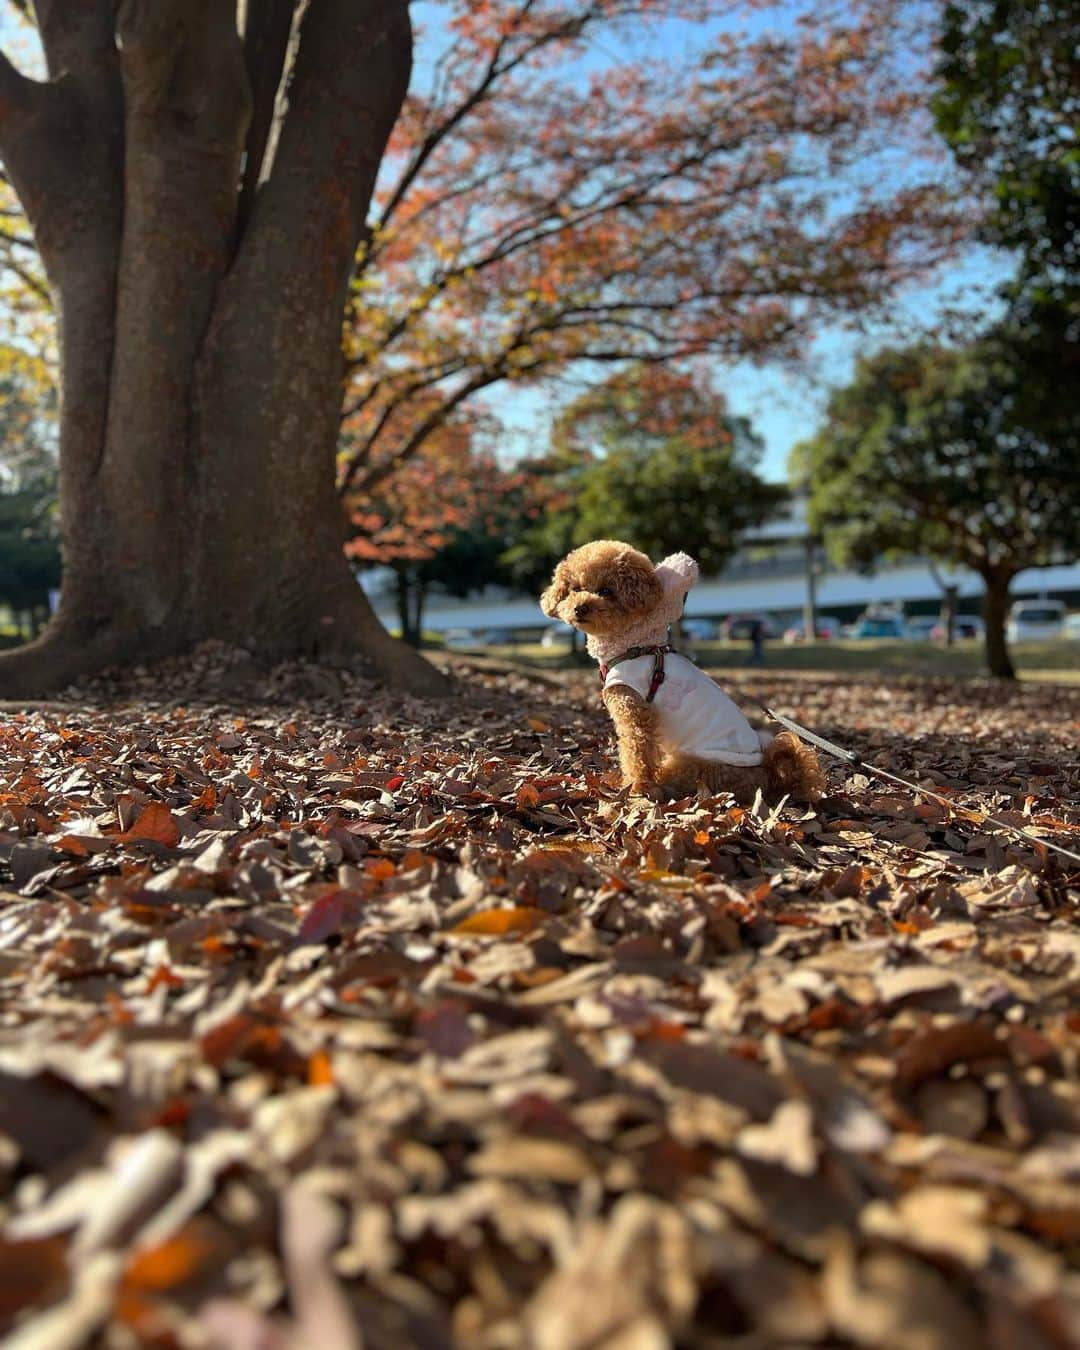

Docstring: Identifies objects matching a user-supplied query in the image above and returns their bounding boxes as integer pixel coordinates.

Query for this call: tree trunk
[803,534,819,641]
[412,580,427,645]
[394,568,417,647]
[942,585,958,646]
[0,0,447,697]
[981,571,1016,679]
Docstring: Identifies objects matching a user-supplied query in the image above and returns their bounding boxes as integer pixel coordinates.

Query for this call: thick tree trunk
[981,571,1016,680]
[0,0,447,698]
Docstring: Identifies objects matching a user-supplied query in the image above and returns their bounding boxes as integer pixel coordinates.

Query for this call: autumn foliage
[338,0,964,497]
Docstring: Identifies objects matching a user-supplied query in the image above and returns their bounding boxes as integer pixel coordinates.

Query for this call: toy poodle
[541,540,825,803]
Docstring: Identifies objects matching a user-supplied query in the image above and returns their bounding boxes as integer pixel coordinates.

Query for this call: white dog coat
[603,652,768,766]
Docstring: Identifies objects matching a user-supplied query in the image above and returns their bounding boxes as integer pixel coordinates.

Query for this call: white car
[1006,600,1065,642]
[540,624,573,649]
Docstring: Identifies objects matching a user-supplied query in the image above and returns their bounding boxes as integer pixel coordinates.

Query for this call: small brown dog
[541,540,825,803]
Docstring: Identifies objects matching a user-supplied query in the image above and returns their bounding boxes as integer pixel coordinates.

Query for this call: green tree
[934,0,1079,316]
[794,343,1080,679]
[0,477,60,638]
[933,0,1079,445]
[558,365,786,573]
[0,370,60,637]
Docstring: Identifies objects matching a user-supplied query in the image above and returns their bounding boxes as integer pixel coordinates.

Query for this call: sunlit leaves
[339,0,965,497]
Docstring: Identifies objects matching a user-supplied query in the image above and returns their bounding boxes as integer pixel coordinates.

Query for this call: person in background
[748,618,765,667]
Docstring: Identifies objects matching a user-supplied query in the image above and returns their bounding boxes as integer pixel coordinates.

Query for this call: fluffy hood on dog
[655,552,699,595]
[586,550,699,664]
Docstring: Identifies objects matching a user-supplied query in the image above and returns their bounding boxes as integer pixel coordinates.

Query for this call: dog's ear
[614,552,663,612]
[540,560,571,617]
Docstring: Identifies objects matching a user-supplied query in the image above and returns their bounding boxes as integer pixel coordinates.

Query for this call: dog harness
[602,650,768,766]
[598,643,671,703]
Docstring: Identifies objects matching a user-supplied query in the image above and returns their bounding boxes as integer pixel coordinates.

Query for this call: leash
[753,697,1080,870]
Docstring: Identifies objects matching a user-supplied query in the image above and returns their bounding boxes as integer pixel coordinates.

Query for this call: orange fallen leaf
[54,835,90,856]
[307,1050,334,1086]
[122,1222,218,1292]
[189,785,217,812]
[451,906,545,936]
[118,802,180,848]
[516,782,541,809]
[527,716,550,733]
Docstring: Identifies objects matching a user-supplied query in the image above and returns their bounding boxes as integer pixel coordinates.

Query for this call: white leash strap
[757,700,1080,870]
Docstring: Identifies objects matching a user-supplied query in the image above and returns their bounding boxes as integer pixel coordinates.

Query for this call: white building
[364,500,1080,634]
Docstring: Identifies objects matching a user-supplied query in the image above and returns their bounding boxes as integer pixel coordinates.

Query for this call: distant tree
[794,342,1080,679]
[558,365,786,573]
[0,368,60,636]
[934,0,1079,319]
[345,428,527,645]
[499,448,588,602]
[933,0,1079,447]
[0,476,59,637]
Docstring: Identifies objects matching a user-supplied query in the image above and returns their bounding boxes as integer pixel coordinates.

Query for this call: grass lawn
[457,636,1080,682]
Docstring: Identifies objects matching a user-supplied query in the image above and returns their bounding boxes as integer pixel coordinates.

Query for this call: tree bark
[981,571,1016,679]
[394,568,414,647]
[802,534,818,640]
[412,579,427,646]
[942,585,958,646]
[0,0,448,698]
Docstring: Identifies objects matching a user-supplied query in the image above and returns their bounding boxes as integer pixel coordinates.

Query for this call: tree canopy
[794,340,1080,678]
[533,364,786,575]
[336,0,964,498]
[933,0,1079,317]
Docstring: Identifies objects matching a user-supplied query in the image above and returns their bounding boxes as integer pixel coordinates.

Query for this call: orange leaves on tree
[337,0,962,508]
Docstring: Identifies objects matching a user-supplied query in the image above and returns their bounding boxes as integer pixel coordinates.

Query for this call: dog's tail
[763,730,827,801]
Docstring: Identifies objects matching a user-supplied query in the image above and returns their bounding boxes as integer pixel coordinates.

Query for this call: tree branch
[237,0,296,239]
[33,0,117,81]
[241,0,411,274]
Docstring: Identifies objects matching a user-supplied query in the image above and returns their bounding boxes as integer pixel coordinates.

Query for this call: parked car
[681,617,720,641]
[720,613,779,641]
[476,628,517,646]
[906,616,938,641]
[442,628,479,649]
[1006,599,1065,642]
[540,624,573,648]
[930,616,985,641]
[850,615,907,639]
[782,615,842,642]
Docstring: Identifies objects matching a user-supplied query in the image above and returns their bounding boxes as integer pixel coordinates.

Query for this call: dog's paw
[627,780,669,803]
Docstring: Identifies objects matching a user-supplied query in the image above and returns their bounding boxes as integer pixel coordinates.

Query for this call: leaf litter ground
[0,645,1077,1349]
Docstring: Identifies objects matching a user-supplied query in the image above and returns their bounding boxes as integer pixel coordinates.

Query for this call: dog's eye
[596,587,613,599]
